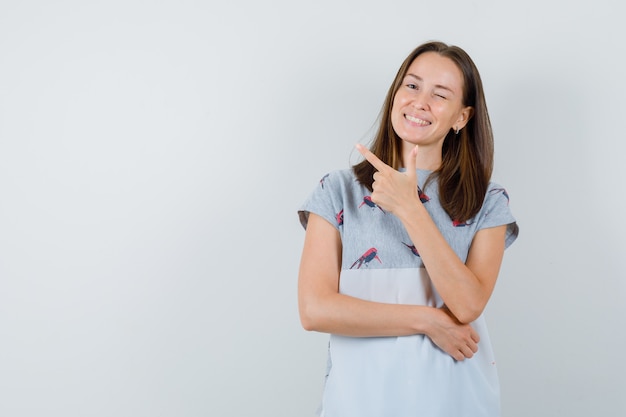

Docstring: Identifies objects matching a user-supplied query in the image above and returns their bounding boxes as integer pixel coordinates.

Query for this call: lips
[405,114,430,126]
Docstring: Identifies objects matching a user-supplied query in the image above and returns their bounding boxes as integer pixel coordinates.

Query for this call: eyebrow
[405,73,456,94]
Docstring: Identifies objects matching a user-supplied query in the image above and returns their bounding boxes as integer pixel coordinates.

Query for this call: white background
[1,1,624,416]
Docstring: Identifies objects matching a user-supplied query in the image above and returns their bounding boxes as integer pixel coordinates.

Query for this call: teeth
[406,115,430,125]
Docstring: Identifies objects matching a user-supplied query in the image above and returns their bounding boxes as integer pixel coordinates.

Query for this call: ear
[455,106,474,130]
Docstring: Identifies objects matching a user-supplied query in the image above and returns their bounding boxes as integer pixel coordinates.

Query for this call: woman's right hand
[426,306,480,361]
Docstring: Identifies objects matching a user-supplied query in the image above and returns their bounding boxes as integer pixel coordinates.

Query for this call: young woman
[297,41,518,416]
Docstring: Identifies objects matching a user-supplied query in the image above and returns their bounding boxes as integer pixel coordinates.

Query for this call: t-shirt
[298,168,518,417]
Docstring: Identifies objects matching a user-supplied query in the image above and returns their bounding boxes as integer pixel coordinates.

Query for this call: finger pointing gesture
[355,143,392,173]
[355,144,421,215]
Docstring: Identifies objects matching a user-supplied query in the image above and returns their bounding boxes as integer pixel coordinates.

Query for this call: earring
[454,127,460,135]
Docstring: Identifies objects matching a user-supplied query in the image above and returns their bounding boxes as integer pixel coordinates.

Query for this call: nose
[410,90,430,110]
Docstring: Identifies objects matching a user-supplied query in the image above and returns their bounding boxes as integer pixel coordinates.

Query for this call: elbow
[298,300,324,332]
[450,304,484,325]
[299,292,337,332]
[455,312,481,325]
[299,305,315,331]
[446,291,490,324]
[300,316,317,332]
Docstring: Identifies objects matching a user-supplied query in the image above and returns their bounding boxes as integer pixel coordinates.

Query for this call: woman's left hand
[355,143,421,216]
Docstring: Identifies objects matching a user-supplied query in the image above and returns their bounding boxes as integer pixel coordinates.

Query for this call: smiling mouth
[405,114,430,126]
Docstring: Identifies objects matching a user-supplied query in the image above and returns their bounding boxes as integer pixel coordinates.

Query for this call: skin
[391,52,473,168]
[298,52,507,361]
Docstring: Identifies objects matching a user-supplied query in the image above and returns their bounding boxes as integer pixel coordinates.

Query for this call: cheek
[391,94,409,120]
[390,98,404,126]
[433,104,459,123]
[391,95,401,114]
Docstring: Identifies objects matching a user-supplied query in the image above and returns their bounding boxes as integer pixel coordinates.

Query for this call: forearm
[396,203,491,323]
[299,289,481,361]
[299,289,435,337]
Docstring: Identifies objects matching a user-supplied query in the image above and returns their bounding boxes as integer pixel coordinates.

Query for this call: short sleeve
[298,171,345,231]
[476,185,519,249]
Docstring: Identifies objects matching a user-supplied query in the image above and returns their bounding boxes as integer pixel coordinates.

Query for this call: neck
[402,143,442,171]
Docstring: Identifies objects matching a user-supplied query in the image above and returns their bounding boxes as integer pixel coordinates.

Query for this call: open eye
[406,83,418,89]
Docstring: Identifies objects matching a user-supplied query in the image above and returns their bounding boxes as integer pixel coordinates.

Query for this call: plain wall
[1,0,624,416]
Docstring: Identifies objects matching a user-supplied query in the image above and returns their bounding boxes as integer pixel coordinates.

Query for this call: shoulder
[481,181,519,247]
[316,168,361,193]
[299,168,361,230]
[484,182,511,204]
[321,168,357,183]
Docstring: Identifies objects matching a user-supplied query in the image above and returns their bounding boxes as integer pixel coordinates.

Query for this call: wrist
[412,305,436,336]
[396,197,426,225]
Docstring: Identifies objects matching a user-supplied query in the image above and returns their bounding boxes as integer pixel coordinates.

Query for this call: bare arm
[357,144,507,324]
[298,212,480,360]
[399,207,506,324]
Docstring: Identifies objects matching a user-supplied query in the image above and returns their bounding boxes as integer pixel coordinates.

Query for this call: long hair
[352,41,494,223]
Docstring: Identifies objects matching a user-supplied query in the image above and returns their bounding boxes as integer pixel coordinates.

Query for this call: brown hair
[352,41,494,223]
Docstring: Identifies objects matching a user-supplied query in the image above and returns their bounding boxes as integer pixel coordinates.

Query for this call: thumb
[405,145,419,179]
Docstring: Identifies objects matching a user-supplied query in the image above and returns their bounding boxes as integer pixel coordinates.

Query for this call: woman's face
[391,52,472,154]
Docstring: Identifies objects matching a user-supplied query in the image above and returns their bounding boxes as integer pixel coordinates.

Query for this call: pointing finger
[355,144,391,173]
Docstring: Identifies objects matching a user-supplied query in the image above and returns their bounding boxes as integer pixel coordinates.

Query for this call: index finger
[355,144,392,172]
